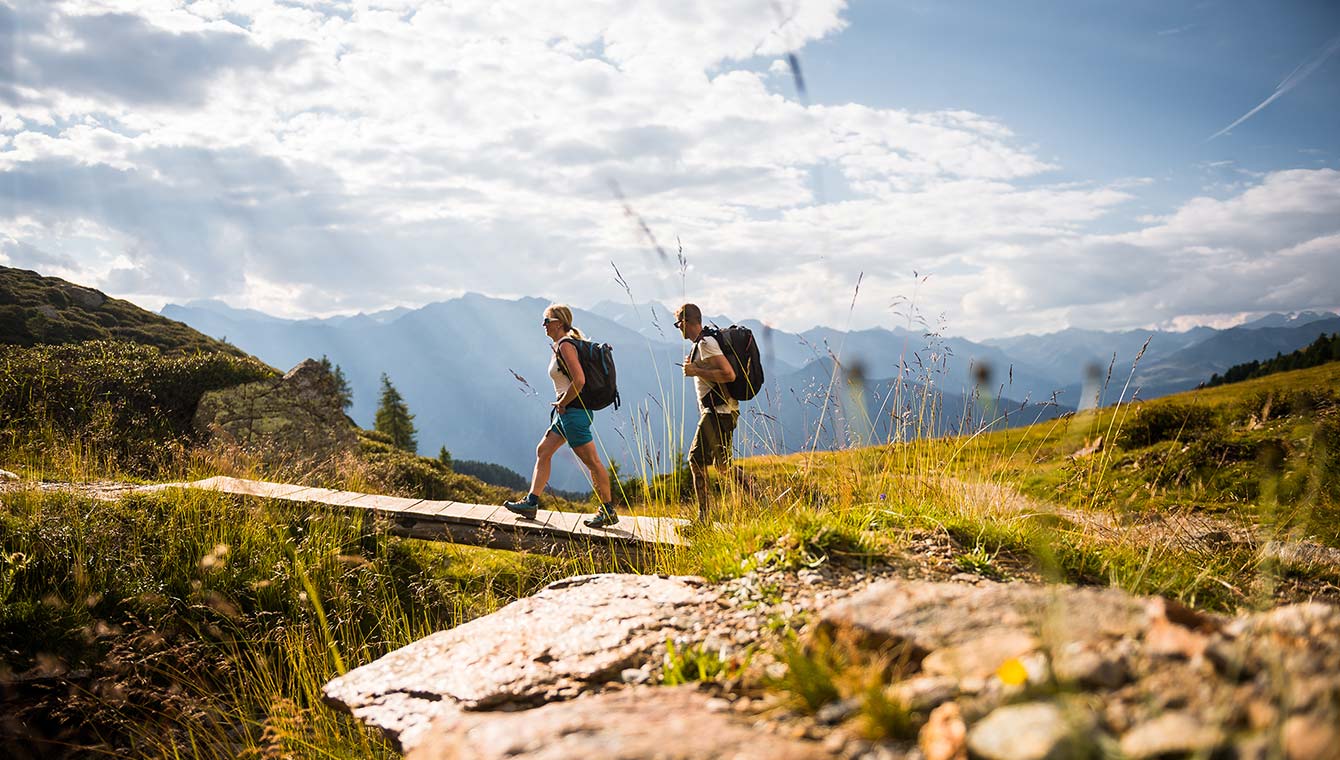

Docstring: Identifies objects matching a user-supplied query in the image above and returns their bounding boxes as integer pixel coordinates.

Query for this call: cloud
[1209,32,1340,140]
[0,236,77,271]
[961,169,1340,334]
[4,3,292,108]
[0,1,1334,337]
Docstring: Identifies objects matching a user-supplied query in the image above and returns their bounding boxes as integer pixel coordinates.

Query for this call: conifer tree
[375,373,417,452]
[437,446,453,469]
[319,355,354,412]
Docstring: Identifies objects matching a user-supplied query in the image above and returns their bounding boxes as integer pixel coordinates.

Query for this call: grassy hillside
[3,352,1337,756]
[0,340,278,474]
[730,361,1340,608]
[972,361,1339,533]
[0,266,248,356]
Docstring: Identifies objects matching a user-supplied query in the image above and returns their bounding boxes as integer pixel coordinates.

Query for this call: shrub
[1117,402,1218,449]
[1233,387,1338,424]
[0,340,276,472]
[353,430,519,504]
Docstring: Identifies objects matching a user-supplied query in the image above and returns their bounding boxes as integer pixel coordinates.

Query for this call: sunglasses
[542,317,561,326]
[673,318,684,329]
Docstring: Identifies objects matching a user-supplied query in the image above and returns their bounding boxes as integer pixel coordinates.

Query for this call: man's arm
[686,354,735,383]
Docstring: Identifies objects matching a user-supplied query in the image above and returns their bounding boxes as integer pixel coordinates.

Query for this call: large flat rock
[405,686,827,760]
[817,579,1151,662]
[322,574,716,751]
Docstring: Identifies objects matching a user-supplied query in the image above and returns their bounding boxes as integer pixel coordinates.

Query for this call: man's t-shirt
[689,335,739,415]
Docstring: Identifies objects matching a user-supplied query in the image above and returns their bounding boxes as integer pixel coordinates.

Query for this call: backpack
[555,338,621,411]
[697,325,765,406]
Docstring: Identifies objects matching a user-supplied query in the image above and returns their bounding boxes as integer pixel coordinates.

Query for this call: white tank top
[548,345,572,400]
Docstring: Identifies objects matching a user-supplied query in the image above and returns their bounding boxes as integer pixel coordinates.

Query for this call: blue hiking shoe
[583,504,619,529]
[504,493,539,519]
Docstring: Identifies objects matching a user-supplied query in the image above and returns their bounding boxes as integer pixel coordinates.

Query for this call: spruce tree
[375,373,417,452]
[319,355,354,412]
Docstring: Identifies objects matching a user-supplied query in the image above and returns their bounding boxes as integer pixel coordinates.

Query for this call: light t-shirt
[690,335,739,414]
[548,344,572,401]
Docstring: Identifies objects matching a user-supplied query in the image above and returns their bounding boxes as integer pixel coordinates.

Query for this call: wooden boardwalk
[141,476,688,554]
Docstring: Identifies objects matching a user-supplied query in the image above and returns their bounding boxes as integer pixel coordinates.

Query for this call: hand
[682,363,698,378]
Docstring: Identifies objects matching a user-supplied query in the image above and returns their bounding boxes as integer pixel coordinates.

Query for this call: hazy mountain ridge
[1132,317,1340,398]
[158,297,1339,488]
[163,296,1062,488]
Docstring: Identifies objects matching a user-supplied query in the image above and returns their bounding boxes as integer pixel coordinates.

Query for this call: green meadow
[2,336,1337,756]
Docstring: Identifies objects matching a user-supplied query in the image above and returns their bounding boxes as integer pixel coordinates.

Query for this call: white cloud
[960,169,1340,335]
[1,1,1336,339]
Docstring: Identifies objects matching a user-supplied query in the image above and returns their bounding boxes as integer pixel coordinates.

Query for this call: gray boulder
[193,358,356,466]
[405,686,826,760]
[322,574,717,752]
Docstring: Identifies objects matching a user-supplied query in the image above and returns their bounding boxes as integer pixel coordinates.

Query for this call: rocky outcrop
[325,571,1340,760]
[192,358,355,466]
[819,581,1340,759]
[406,686,824,760]
[322,574,722,752]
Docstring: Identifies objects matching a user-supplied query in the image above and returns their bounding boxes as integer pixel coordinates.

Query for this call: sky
[2,0,1338,340]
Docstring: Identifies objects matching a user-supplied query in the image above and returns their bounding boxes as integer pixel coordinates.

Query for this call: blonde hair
[545,304,585,340]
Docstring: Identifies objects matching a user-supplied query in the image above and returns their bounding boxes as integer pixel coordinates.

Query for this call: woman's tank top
[548,345,572,400]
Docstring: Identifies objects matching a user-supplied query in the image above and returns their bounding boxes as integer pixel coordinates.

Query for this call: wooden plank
[144,477,688,551]
[344,493,425,512]
[318,490,373,507]
[399,500,451,517]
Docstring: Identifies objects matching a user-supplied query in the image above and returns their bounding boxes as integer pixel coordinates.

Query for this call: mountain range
[159,297,1338,490]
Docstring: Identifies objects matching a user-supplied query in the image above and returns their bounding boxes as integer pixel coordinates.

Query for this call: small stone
[0,468,17,481]
[889,676,959,713]
[816,697,861,726]
[620,668,650,685]
[1284,714,1340,760]
[1261,603,1340,638]
[966,702,1081,760]
[1119,712,1224,759]
[1244,700,1277,731]
[1052,643,1126,690]
[823,731,849,754]
[704,697,732,713]
[1145,617,1209,660]
[919,702,967,760]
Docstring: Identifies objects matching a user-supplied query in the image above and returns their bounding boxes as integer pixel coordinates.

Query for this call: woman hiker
[503,304,619,528]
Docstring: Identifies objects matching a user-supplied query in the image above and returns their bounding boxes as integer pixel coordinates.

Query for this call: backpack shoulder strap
[554,337,579,377]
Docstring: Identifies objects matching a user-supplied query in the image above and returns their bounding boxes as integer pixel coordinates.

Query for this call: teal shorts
[548,407,595,448]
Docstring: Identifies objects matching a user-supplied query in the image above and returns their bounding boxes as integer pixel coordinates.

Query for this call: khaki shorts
[689,412,738,468]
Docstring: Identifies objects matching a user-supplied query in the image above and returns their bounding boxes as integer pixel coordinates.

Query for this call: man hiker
[676,303,741,523]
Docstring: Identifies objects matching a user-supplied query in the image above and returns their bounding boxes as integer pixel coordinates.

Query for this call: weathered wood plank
[142,477,688,552]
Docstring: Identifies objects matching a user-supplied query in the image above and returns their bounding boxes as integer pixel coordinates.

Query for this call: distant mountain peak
[1236,310,1339,331]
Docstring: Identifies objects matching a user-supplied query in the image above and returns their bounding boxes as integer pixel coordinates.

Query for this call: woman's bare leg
[571,441,612,504]
[529,432,566,496]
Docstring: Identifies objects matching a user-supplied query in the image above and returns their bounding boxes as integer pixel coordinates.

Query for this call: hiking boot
[503,493,539,520]
[583,504,619,529]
